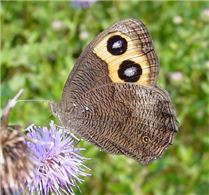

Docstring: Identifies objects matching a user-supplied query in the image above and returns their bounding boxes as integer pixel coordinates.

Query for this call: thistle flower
[0,89,37,195]
[71,0,98,9]
[200,8,209,22]
[25,121,91,195]
[170,71,183,86]
[172,15,183,24]
[79,30,90,41]
[205,60,209,69]
[51,20,67,31]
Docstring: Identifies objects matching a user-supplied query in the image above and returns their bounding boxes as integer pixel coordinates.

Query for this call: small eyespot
[142,136,150,143]
[65,109,71,114]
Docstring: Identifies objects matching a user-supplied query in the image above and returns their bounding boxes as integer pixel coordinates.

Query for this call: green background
[1,1,208,195]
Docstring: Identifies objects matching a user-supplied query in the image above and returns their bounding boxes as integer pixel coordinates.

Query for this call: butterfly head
[48,101,61,117]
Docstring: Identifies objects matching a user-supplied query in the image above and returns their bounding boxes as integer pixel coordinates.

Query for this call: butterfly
[49,18,179,166]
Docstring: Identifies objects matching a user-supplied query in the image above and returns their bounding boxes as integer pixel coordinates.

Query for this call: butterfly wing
[61,18,159,110]
[66,83,178,166]
[49,18,178,165]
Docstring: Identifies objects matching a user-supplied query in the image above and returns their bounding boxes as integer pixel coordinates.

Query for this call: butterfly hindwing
[66,83,178,166]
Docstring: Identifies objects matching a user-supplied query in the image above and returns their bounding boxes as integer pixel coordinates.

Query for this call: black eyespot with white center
[107,35,127,55]
[118,60,142,82]
[142,136,150,143]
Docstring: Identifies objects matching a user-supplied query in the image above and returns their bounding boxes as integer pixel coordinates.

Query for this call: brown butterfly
[49,18,179,166]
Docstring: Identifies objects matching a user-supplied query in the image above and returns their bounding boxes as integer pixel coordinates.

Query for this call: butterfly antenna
[17,100,50,103]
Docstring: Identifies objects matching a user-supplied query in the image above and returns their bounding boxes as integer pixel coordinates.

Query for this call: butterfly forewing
[61,18,159,110]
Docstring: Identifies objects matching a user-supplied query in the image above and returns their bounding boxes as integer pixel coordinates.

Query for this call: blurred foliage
[1,1,209,195]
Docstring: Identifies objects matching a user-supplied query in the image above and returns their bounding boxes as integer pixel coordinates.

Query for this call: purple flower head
[170,71,183,86]
[200,8,209,22]
[25,121,91,195]
[171,72,183,81]
[71,0,98,9]
[51,20,67,31]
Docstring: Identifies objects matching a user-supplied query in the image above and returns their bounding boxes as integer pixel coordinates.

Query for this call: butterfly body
[50,18,179,166]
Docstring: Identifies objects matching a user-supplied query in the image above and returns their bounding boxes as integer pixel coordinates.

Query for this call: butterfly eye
[142,136,150,143]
